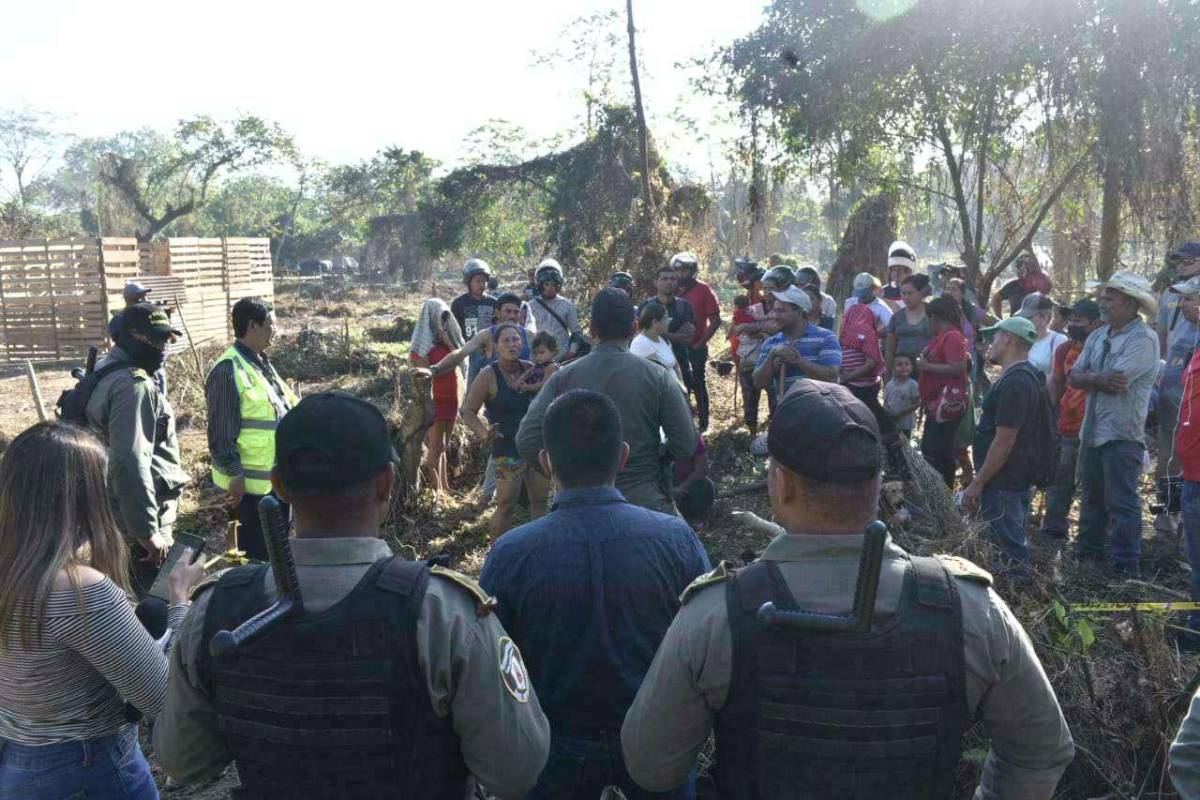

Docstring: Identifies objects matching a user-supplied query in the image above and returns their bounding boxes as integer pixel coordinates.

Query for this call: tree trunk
[1097,154,1122,280]
[826,191,898,305]
[626,0,653,213]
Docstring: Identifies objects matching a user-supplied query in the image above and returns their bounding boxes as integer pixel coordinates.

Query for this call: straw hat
[1103,270,1157,317]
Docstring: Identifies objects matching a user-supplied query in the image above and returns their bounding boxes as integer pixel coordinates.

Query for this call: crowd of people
[6,239,1200,798]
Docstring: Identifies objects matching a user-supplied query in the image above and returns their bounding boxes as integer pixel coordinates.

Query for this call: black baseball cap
[275,392,396,495]
[123,302,182,341]
[1070,298,1101,320]
[768,381,881,483]
[1168,241,1200,262]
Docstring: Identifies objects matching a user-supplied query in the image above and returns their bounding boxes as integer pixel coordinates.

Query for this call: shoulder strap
[374,556,427,597]
[93,361,128,383]
[535,297,571,335]
[909,556,953,610]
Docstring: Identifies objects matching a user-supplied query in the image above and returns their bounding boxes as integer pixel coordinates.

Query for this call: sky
[0,0,766,180]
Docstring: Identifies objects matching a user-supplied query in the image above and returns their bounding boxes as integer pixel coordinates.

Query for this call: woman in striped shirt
[0,423,204,800]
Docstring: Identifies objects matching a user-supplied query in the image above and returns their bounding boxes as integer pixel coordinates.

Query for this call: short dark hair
[530,330,559,353]
[591,288,635,340]
[232,297,272,338]
[656,266,677,278]
[901,274,932,295]
[639,301,666,331]
[795,267,821,291]
[544,390,623,488]
[495,292,522,312]
[926,295,963,327]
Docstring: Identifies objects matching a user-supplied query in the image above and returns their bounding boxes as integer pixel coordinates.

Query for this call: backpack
[56,362,126,425]
[1014,362,1060,489]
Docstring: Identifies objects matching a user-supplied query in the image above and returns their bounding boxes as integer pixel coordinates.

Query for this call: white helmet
[535,258,564,286]
[462,258,493,284]
[670,252,700,271]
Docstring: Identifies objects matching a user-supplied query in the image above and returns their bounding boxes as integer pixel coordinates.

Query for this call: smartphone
[146,532,206,602]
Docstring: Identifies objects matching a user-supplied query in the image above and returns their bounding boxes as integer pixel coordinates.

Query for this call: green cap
[979,316,1037,344]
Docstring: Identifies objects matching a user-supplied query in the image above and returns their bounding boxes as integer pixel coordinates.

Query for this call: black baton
[757,520,887,633]
[210,496,304,659]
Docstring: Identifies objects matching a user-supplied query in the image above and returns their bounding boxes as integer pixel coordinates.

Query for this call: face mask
[118,331,167,374]
[1068,324,1090,342]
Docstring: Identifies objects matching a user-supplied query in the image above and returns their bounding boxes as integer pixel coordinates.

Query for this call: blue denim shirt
[480,486,711,735]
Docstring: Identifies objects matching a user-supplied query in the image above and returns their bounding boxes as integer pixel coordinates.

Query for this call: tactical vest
[209,346,298,495]
[197,557,468,800]
[714,557,967,800]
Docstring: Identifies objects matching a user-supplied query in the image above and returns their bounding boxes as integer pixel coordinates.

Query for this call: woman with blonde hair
[409,297,466,494]
[0,423,203,799]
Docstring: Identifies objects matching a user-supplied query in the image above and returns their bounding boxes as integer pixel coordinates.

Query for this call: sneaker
[750,432,769,456]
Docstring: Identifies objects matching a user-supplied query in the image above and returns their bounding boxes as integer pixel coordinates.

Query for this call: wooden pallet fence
[0,236,275,365]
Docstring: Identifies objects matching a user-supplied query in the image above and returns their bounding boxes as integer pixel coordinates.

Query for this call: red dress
[412,344,458,422]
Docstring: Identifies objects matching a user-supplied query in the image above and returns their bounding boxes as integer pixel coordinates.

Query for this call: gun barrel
[210,597,296,659]
[258,496,302,603]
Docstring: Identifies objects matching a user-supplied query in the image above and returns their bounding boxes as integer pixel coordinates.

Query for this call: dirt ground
[2,275,1195,798]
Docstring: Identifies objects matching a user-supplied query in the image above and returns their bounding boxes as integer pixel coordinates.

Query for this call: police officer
[205,297,298,562]
[107,280,152,341]
[621,381,1074,799]
[86,302,188,597]
[154,392,550,798]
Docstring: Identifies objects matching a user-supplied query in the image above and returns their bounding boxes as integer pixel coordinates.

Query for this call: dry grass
[0,278,1191,798]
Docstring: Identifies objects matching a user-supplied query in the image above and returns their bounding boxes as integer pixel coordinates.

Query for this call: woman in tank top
[462,323,551,539]
[886,273,933,380]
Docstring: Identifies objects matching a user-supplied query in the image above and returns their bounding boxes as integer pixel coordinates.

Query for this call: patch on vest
[498,636,530,703]
[680,560,734,605]
[188,568,230,600]
[936,555,993,586]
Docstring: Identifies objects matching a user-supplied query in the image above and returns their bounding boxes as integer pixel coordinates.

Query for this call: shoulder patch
[680,560,734,605]
[498,636,530,703]
[188,567,231,600]
[936,555,993,587]
[430,564,497,616]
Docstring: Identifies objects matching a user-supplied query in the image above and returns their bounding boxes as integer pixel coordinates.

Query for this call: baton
[758,521,887,633]
[209,496,304,659]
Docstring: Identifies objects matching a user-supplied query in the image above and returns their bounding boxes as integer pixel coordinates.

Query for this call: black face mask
[117,331,167,374]
[1067,324,1090,342]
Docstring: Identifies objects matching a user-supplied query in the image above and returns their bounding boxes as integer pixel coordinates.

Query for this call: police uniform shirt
[620,531,1075,799]
[154,537,551,798]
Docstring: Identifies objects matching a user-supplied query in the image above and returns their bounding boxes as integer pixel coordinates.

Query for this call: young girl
[518,331,560,393]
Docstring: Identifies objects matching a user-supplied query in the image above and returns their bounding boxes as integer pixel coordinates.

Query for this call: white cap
[771,287,813,314]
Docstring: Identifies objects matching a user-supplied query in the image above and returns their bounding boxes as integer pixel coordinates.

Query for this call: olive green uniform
[621,531,1075,799]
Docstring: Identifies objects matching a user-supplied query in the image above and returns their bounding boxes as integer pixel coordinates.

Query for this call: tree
[0,107,59,208]
[625,0,653,214]
[99,114,294,241]
[727,0,1093,300]
[531,11,626,138]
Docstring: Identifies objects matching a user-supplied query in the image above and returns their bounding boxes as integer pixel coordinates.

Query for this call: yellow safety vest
[209,346,299,496]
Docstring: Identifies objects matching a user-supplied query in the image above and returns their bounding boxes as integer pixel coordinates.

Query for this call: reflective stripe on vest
[209,346,298,495]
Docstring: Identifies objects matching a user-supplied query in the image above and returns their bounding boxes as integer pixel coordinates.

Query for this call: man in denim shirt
[482,389,710,800]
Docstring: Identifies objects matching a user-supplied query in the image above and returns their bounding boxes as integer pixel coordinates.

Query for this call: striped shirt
[756,324,843,394]
[0,579,186,745]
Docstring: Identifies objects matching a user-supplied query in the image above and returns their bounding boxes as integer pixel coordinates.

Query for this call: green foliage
[1051,599,1097,655]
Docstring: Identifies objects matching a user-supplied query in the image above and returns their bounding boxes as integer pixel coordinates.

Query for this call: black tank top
[485,361,533,459]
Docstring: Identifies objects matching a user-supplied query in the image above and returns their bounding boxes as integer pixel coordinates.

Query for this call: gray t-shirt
[1072,319,1160,447]
[888,308,933,359]
[884,377,921,432]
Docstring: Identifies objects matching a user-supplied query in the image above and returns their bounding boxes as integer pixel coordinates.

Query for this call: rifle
[757,521,887,633]
[209,496,304,659]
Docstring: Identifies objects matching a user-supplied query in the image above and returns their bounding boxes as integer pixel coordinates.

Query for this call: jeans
[738,369,776,432]
[684,345,710,429]
[528,731,694,800]
[1076,439,1145,576]
[1182,481,1200,631]
[0,726,158,800]
[1040,437,1080,538]
[236,492,290,562]
[981,486,1032,574]
[921,418,960,488]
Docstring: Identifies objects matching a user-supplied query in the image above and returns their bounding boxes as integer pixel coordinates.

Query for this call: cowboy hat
[1103,270,1157,316]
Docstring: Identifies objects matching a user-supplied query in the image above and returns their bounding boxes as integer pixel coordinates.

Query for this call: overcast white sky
[0,0,766,178]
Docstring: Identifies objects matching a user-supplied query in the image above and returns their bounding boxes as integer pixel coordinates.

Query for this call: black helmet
[535,258,564,287]
[734,257,763,284]
[609,271,634,290]
[462,258,492,284]
[762,265,796,290]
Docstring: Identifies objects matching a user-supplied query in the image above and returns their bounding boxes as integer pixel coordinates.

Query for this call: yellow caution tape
[1072,602,1200,613]
[203,549,249,570]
